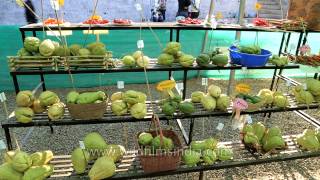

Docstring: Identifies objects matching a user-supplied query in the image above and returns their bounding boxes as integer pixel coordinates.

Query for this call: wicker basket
[67,93,108,120]
[137,115,183,173]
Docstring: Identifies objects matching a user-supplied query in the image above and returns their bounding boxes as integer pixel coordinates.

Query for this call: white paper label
[135,3,142,11]
[202,78,208,86]
[303,83,307,90]
[0,140,6,150]
[176,83,183,91]
[216,123,224,131]
[79,141,85,149]
[50,0,59,10]
[211,20,217,29]
[0,92,6,102]
[286,80,291,87]
[246,115,253,124]
[137,40,144,49]
[117,81,124,89]
[242,67,247,72]
[290,44,295,51]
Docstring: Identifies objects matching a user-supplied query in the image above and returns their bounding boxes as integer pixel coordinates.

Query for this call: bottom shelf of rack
[49,134,320,179]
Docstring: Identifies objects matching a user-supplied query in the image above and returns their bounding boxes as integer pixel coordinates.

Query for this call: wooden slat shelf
[2,94,319,128]
[48,134,320,179]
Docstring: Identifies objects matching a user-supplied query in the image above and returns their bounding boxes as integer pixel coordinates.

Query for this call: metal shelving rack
[1,23,320,179]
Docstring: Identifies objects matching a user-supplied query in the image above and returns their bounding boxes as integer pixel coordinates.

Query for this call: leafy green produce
[138,132,153,146]
[178,102,195,115]
[122,55,136,67]
[163,42,181,55]
[69,44,82,56]
[239,45,261,55]
[88,156,116,180]
[111,100,128,116]
[78,48,91,56]
[130,103,147,119]
[201,95,216,110]
[158,53,174,66]
[24,37,40,52]
[208,85,221,98]
[17,48,32,56]
[182,150,201,166]
[202,149,217,165]
[39,39,55,56]
[191,91,205,103]
[179,54,194,67]
[196,53,210,67]
[211,54,228,66]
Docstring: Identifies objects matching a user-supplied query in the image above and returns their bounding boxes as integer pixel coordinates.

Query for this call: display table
[48,135,320,179]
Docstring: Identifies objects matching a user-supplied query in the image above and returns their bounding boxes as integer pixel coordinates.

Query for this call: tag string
[82,0,100,47]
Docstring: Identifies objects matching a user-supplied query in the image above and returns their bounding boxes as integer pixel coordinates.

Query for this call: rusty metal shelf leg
[188,118,195,145]
[183,70,188,100]
[11,73,20,94]
[40,73,46,91]
[3,127,13,150]
[199,171,204,180]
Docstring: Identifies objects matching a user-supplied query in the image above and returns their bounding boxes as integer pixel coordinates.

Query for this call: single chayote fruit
[182,149,201,167]
[15,107,34,123]
[208,85,221,98]
[191,91,205,103]
[12,151,32,172]
[202,149,217,165]
[138,132,153,146]
[16,90,34,107]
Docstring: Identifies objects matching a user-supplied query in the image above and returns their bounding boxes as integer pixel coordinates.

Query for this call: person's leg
[162,10,166,21]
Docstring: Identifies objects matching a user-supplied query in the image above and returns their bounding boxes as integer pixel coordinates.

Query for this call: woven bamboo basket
[67,93,108,120]
[58,52,114,70]
[137,115,183,173]
[7,56,58,71]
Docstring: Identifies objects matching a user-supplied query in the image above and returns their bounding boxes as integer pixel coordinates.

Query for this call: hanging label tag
[176,83,183,91]
[117,81,124,89]
[303,83,307,90]
[290,44,295,51]
[0,92,6,102]
[137,40,144,49]
[211,19,217,29]
[202,78,208,86]
[79,141,85,149]
[135,3,142,11]
[233,98,248,110]
[157,80,176,91]
[286,80,291,87]
[235,83,251,94]
[246,115,253,124]
[216,123,224,131]
[50,0,60,10]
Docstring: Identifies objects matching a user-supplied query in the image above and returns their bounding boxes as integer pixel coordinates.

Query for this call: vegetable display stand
[2,22,320,180]
[8,56,59,71]
[48,134,320,179]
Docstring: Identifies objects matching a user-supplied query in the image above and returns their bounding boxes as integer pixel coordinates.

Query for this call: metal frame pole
[227,0,246,95]
[3,127,13,150]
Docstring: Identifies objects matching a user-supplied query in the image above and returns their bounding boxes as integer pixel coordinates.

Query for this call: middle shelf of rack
[2,94,320,128]
[49,134,320,179]
[8,57,299,74]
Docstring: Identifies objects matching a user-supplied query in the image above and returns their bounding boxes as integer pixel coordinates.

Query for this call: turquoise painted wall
[0,26,319,91]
